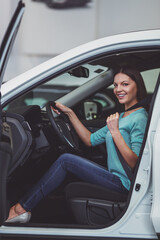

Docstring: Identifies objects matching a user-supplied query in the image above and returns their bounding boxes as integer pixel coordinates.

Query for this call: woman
[6,67,148,223]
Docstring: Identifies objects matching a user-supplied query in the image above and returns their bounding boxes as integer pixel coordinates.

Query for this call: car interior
[2,49,160,227]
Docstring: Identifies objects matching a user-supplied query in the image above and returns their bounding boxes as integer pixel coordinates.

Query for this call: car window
[107,68,159,92]
[4,64,108,111]
[141,68,159,93]
[76,68,160,120]
[4,53,159,118]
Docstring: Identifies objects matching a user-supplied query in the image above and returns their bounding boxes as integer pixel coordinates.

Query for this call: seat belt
[125,95,152,112]
[114,95,151,181]
[114,144,133,181]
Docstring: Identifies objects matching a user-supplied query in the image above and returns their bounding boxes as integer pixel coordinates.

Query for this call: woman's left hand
[106,112,120,136]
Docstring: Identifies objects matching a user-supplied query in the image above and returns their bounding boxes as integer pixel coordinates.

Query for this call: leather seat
[65,182,128,226]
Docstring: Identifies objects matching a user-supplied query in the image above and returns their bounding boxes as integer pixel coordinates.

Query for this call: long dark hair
[114,67,147,101]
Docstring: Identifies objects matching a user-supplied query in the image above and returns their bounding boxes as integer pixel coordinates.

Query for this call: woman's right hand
[51,102,72,116]
[52,102,91,146]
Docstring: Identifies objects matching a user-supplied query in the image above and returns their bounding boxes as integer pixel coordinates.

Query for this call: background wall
[1,0,160,82]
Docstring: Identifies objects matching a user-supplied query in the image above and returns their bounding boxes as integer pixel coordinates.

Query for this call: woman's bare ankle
[14,203,26,215]
[7,203,26,220]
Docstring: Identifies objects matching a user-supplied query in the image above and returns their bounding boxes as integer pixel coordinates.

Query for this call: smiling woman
[114,72,138,109]
[6,67,148,224]
[113,67,148,110]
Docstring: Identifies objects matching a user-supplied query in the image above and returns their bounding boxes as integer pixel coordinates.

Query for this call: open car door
[150,73,160,239]
[0,1,25,224]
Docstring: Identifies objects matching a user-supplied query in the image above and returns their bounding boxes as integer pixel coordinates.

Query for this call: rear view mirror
[83,101,102,120]
[68,66,89,78]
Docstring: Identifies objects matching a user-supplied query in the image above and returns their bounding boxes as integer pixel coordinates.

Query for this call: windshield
[4,63,108,111]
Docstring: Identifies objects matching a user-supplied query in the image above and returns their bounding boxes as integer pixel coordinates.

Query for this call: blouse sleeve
[90,125,108,146]
[130,113,148,156]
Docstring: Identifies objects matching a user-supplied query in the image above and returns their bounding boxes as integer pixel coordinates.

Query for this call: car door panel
[0,0,25,224]
[0,142,12,224]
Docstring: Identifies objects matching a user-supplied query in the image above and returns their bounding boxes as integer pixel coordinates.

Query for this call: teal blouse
[90,108,148,190]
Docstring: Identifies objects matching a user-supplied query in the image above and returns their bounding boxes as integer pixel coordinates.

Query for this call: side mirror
[83,101,102,120]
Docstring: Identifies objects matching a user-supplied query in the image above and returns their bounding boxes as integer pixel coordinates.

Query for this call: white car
[1,1,160,239]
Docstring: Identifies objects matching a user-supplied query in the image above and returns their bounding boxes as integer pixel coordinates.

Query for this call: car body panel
[151,83,160,235]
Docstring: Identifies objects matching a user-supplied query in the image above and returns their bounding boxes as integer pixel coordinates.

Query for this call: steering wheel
[46,101,79,151]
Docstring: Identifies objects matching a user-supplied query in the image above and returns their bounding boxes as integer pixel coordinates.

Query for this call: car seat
[65,182,128,226]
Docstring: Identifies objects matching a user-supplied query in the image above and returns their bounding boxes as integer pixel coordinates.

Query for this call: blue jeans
[20,153,128,211]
